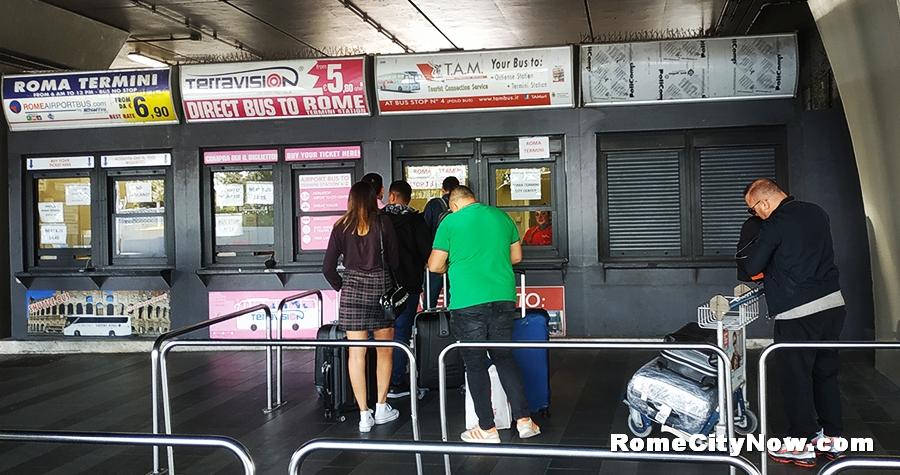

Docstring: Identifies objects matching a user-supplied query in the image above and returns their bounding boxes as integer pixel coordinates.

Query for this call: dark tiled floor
[0,348,897,474]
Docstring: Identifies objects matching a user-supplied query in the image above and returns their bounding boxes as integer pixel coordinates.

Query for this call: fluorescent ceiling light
[127,53,168,68]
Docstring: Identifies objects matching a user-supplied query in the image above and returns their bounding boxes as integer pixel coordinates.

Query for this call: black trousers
[773,305,845,438]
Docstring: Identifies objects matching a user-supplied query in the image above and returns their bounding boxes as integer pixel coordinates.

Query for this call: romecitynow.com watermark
[611,434,873,457]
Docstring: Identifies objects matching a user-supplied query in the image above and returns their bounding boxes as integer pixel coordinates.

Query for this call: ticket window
[293,166,355,262]
[35,176,92,262]
[403,163,469,213]
[111,175,167,262]
[492,165,555,248]
[211,168,276,260]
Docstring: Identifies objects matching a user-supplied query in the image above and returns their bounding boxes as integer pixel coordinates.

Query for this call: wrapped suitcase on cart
[625,358,718,436]
[624,284,762,438]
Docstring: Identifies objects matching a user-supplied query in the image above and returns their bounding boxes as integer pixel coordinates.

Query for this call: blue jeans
[451,301,530,429]
[391,293,421,386]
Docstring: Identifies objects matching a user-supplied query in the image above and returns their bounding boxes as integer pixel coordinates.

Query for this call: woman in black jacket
[322,182,400,432]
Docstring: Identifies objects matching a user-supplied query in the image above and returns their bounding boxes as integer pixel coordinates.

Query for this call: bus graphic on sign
[63,315,132,337]
[377,71,422,93]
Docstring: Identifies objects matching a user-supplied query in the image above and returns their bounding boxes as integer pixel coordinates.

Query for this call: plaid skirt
[339,269,395,332]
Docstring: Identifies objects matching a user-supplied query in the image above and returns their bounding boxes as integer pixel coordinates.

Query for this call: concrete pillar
[808,0,900,381]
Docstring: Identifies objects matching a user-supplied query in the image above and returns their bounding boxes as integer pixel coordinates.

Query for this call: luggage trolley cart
[624,284,761,439]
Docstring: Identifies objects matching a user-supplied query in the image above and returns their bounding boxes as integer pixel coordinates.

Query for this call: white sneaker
[767,437,816,467]
[359,409,375,433]
[516,417,541,439]
[811,428,847,460]
[374,402,399,424]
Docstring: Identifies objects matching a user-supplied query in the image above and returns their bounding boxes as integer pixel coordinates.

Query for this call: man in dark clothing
[362,172,386,208]
[382,180,432,398]
[423,176,459,308]
[737,178,846,467]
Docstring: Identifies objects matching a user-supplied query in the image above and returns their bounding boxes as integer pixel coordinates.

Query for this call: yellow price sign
[117,90,177,123]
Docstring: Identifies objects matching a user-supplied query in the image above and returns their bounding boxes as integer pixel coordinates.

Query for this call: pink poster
[300,215,341,250]
[298,173,351,212]
[209,290,339,339]
[286,145,361,161]
[204,149,278,164]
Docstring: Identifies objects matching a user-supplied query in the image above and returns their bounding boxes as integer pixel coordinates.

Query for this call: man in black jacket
[737,178,846,467]
[383,180,433,398]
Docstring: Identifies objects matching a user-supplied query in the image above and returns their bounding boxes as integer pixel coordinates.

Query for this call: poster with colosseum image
[27,290,170,337]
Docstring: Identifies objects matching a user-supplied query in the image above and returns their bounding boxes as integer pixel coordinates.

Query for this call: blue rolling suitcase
[512,272,551,417]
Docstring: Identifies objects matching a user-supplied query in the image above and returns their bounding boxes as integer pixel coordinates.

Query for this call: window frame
[202,162,280,266]
[24,151,175,271]
[106,167,173,266]
[291,160,362,265]
[200,145,365,269]
[597,127,788,264]
[393,136,567,263]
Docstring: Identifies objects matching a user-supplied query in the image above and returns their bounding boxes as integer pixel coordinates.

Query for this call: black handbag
[378,220,409,321]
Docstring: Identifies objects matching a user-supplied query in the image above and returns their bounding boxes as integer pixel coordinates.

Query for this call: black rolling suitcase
[413,271,465,390]
[658,322,719,387]
[315,323,377,421]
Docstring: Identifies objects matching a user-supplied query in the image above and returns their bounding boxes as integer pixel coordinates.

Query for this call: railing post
[758,341,900,475]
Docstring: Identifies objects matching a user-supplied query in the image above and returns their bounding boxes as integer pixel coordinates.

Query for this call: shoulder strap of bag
[378,218,398,286]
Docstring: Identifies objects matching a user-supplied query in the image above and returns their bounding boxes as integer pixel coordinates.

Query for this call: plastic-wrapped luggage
[625,358,718,436]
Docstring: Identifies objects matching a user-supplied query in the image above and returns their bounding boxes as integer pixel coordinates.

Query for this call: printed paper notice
[40,224,67,245]
[126,181,153,203]
[510,169,542,200]
[38,202,64,223]
[64,184,91,206]
[245,182,274,205]
[215,213,244,237]
[216,183,245,207]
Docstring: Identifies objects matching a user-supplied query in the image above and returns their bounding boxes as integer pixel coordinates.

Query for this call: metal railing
[268,290,324,412]
[150,303,271,475]
[0,429,254,475]
[287,438,762,475]
[817,456,900,474]
[156,338,422,475]
[438,340,736,475]
[758,341,900,475]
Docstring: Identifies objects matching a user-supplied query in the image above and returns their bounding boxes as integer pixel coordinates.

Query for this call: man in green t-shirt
[427,185,540,443]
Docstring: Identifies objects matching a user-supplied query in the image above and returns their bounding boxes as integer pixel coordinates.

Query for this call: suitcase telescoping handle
[516,270,526,319]
[424,267,449,311]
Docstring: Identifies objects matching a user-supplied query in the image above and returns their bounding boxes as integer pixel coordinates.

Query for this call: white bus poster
[27,290,170,337]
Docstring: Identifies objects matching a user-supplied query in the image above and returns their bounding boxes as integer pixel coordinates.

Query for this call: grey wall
[5,97,873,340]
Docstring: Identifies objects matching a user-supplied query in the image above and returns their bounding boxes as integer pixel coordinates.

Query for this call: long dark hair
[335,181,379,236]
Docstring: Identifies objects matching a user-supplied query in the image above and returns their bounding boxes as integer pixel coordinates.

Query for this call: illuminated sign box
[375,46,574,114]
[2,69,179,131]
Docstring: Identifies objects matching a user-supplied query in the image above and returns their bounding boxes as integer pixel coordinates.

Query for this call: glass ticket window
[213,170,275,249]
[493,166,554,247]
[112,178,166,258]
[37,177,92,253]
[404,163,469,212]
